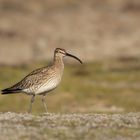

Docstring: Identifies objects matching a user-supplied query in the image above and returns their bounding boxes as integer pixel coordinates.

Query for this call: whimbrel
[1,48,82,113]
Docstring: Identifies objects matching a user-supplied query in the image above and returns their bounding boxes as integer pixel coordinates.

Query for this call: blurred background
[0,0,140,114]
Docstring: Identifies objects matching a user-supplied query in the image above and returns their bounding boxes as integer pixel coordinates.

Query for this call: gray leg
[42,95,47,112]
[28,95,35,113]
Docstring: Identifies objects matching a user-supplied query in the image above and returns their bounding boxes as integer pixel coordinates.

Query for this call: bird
[1,48,82,113]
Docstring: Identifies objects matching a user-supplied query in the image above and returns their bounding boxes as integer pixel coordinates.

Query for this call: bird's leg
[28,95,35,113]
[42,95,47,112]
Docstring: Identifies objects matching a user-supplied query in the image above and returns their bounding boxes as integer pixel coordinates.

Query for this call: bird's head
[54,48,82,64]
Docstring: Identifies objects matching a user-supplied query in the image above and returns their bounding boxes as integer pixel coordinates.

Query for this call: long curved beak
[66,53,83,64]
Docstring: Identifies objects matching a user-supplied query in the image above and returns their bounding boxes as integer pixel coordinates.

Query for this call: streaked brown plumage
[1,48,82,113]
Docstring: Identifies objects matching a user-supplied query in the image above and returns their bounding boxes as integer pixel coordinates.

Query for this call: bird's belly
[35,78,60,95]
[23,76,61,95]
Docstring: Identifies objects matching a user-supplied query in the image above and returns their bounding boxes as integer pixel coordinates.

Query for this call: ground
[0,112,140,140]
[0,61,140,139]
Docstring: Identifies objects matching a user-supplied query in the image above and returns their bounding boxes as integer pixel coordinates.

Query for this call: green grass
[0,60,140,114]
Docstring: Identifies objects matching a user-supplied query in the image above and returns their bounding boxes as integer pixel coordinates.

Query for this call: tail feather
[1,88,21,94]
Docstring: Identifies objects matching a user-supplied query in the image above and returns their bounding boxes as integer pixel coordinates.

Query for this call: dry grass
[0,112,140,140]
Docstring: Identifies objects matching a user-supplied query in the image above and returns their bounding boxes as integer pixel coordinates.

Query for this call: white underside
[36,80,59,94]
[23,78,61,95]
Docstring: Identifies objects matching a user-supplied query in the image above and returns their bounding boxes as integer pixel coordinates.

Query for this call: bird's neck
[53,55,64,75]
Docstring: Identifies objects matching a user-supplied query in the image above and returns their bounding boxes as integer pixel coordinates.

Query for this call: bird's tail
[1,88,21,94]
